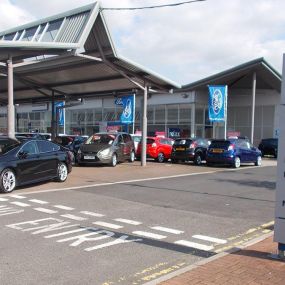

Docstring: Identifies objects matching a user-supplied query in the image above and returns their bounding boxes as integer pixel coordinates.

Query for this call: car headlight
[99,148,111,157]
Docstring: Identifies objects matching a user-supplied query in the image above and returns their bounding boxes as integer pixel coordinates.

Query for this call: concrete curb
[143,231,274,285]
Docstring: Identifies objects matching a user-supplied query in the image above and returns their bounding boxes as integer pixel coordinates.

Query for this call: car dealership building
[0,3,282,146]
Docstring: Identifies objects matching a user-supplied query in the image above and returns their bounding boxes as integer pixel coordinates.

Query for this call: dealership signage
[208,85,227,122]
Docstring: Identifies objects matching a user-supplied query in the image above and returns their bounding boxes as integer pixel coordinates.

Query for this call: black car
[258,138,278,158]
[0,136,72,193]
[171,138,210,165]
[54,135,87,161]
[77,132,135,167]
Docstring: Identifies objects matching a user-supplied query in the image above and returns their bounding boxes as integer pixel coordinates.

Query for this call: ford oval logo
[212,89,223,115]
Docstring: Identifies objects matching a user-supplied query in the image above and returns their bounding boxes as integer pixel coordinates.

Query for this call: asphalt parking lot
[10,158,277,195]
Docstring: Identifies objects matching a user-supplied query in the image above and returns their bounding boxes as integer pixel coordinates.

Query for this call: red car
[137,136,174,162]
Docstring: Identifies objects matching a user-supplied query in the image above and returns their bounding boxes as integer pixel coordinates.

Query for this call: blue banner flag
[120,95,135,124]
[208,85,227,122]
[55,101,65,126]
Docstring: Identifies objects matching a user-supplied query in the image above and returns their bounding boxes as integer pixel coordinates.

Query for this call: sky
[0,0,284,85]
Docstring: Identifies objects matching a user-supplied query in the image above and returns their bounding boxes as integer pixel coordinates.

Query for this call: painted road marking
[174,240,214,251]
[10,195,26,199]
[150,226,184,235]
[133,231,167,240]
[10,201,30,207]
[29,199,49,205]
[114,218,142,225]
[54,205,74,210]
[80,211,105,217]
[93,221,123,230]
[0,198,8,201]
[192,235,227,244]
[61,214,87,221]
[45,228,90,238]
[34,208,58,214]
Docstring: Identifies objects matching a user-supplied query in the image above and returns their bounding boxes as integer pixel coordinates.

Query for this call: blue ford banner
[56,101,65,126]
[208,85,227,122]
[120,95,135,124]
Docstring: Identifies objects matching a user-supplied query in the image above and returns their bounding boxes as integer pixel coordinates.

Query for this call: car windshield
[55,136,74,146]
[174,139,193,146]
[132,136,141,143]
[146,138,155,144]
[210,140,232,148]
[0,138,20,155]
[86,134,116,145]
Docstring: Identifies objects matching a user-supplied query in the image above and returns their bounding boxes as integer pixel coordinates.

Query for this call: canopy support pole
[141,85,148,166]
[251,72,256,144]
[51,91,56,140]
[7,56,15,138]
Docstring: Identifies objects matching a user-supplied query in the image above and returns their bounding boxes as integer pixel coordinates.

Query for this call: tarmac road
[0,161,276,285]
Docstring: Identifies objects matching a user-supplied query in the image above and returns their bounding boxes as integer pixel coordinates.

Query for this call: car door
[37,140,59,177]
[116,135,125,161]
[122,134,133,159]
[17,141,40,183]
[238,140,251,162]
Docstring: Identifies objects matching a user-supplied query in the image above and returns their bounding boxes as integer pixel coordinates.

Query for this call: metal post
[51,91,56,140]
[141,85,148,166]
[7,56,15,138]
[251,72,256,144]
[224,86,228,140]
[191,103,195,138]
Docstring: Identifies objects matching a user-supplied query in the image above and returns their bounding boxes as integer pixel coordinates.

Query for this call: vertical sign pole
[224,85,228,140]
[251,72,256,144]
[7,55,15,138]
[274,55,285,259]
[141,86,148,167]
[133,93,136,134]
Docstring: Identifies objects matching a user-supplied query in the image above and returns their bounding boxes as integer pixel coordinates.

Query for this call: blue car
[206,139,262,168]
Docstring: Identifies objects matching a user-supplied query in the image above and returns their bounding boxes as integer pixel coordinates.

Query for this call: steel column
[251,72,256,144]
[141,86,148,166]
[7,56,15,138]
[51,91,56,140]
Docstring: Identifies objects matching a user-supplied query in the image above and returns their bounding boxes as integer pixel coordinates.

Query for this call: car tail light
[228,144,235,151]
[151,142,157,148]
[189,142,197,149]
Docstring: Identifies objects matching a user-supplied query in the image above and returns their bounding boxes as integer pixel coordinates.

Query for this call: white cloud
[1,0,285,84]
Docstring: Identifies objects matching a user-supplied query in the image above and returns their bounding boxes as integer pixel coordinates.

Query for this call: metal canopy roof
[0,2,180,104]
[181,58,281,92]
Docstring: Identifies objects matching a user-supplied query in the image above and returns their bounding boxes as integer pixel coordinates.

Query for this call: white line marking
[133,231,167,240]
[0,198,8,201]
[10,195,26,199]
[174,240,214,251]
[29,199,48,205]
[114,218,142,225]
[150,226,184,235]
[34,208,58,214]
[16,166,266,196]
[80,211,105,217]
[93,221,123,230]
[61,214,87,221]
[10,201,30,207]
[54,205,74,210]
[45,228,88,238]
[192,235,227,244]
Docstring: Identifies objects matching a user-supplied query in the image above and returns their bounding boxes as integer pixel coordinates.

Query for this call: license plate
[176,147,185,151]
[212,149,223,153]
[84,155,95,159]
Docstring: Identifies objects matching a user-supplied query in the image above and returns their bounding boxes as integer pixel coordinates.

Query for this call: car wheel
[194,154,202,165]
[255,156,262,166]
[0,168,16,193]
[129,151,135,163]
[157,152,165,163]
[110,153,117,167]
[56,162,68,182]
[233,156,241,168]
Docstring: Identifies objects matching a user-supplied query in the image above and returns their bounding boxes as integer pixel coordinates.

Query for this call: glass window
[21,27,38,41]
[41,20,63,42]
[37,140,60,153]
[167,105,179,123]
[4,33,16,41]
[122,134,131,143]
[21,141,38,155]
[34,25,45,41]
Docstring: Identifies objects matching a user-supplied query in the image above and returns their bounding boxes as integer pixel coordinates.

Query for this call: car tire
[55,162,68,182]
[129,151,135,163]
[255,156,262,166]
[194,153,202,165]
[157,152,165,163]
[110,153,117,167]
[233,156,241,168]
[0,168,16,193]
